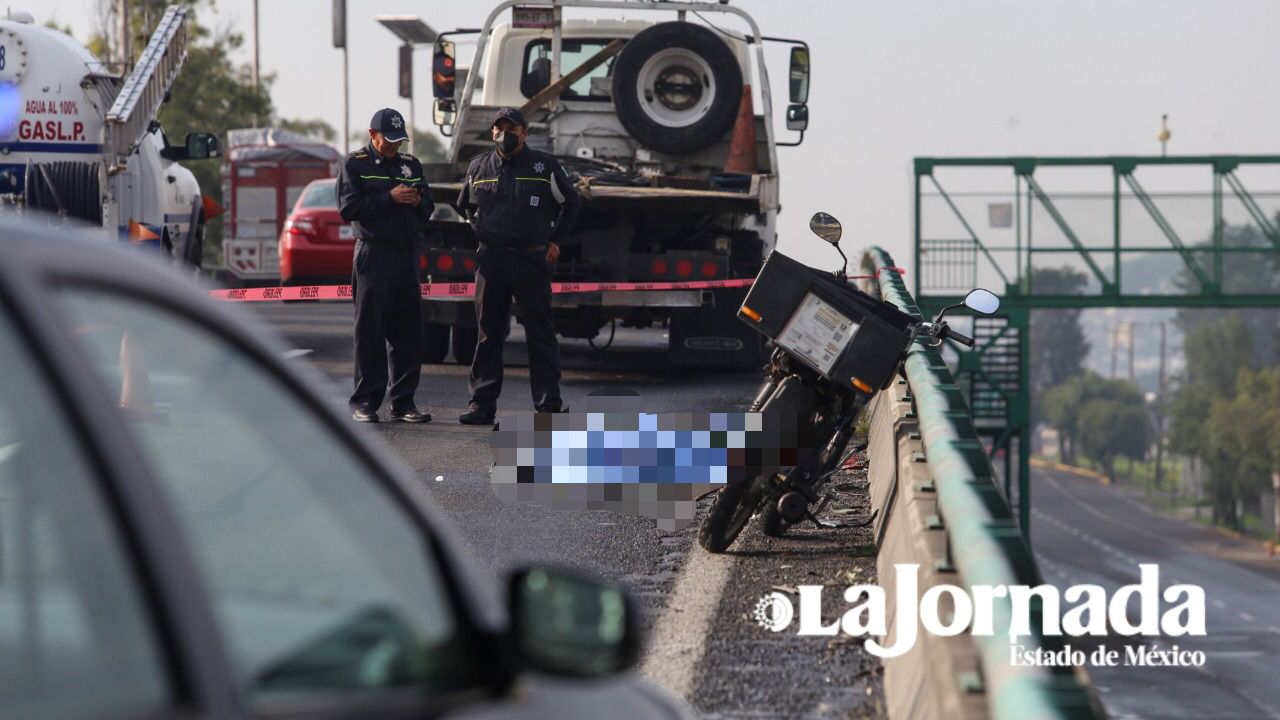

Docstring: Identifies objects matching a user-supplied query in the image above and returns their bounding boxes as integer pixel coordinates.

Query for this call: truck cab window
[521,39,616,101]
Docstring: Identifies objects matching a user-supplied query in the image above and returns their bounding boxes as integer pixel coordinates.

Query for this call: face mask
[496,130,520,154]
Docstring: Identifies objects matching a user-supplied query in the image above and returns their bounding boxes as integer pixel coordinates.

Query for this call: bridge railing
[858,246,1103,720]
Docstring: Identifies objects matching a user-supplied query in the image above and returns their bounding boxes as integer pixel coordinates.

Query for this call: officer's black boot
[459,404,496,425]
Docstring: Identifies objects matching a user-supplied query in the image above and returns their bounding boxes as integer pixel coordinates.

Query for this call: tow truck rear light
[463,257,477,271]
[675,260,693,277]
[651,259,668,276]
[436,254,455,272]
[419,255,428,270]
[700,261,718,278]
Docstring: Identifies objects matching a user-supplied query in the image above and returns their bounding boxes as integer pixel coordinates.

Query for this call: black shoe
[459,406,496,425]
[390,408,432,423]
[352,407,379,423]
[535,404,569,414]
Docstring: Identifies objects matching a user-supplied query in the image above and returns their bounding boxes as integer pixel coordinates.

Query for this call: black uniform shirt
[457,147,581,250]
[336,142,433,249]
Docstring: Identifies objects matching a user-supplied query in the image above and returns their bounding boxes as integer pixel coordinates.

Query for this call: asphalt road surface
[1031,465,1280,720]
[248,303,884,719]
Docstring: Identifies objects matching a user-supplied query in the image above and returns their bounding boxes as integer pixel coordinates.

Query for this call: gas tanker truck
[0,6,221,266]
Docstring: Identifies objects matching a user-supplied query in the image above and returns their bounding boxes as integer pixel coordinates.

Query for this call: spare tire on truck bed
[611,22,743,155]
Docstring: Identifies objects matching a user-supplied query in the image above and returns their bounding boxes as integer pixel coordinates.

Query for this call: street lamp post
[333,0,348,153]
[252,0,260,90]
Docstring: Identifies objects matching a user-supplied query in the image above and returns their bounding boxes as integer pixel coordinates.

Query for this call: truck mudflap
[668,286,765,369]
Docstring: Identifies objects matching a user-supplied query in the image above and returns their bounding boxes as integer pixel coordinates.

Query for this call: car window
[55,288,484,706]
[0,304,168,718]
[521,39,616,101]
[297,181,337,209]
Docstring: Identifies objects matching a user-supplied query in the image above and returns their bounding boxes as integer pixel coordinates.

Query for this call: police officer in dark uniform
[338,108,433,423]
[456,108,581,424]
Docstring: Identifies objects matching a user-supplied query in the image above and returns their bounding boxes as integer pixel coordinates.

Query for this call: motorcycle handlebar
[945,325,975,347]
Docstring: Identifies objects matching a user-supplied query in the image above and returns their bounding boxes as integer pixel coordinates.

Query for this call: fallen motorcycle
[698,212,1001,553]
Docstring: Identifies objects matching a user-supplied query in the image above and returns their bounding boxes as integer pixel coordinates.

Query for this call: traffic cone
[723,84,757,175]
[127,219,160,243]
[117,330,154,414]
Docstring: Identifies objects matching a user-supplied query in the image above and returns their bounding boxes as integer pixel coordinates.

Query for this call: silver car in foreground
[0,218,691,720]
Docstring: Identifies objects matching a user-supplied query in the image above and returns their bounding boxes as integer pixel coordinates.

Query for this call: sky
[32,0,1280,272]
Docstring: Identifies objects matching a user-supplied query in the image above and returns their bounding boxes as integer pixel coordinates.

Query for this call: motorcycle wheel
[759,503,788,537]
[698,474,767,553]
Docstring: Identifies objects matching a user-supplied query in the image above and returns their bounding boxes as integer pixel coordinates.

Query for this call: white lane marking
[1268,626,1280,635]
[1240,612,1255,623]
[1039,470,1189,547]
[1213,599,1226,609]
[282,348,314,359]
[640,544,734,699]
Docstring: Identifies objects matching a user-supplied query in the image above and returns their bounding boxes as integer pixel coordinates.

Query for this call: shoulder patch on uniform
[351,151,368,159]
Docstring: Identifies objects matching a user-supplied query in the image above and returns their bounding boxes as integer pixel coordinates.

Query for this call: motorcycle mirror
[963,288,1001,315]
[809,212,842,246]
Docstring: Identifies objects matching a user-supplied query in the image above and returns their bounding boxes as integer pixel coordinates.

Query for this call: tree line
[1034,220,1280,530]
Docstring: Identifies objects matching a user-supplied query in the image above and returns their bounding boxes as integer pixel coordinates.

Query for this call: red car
[279,179,463,286]
[278,178,354,285]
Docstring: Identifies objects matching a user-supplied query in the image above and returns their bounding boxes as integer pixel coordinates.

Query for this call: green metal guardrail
[863,246,1102,720]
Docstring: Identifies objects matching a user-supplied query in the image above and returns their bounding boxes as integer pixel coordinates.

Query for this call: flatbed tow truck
[414,0,811,367]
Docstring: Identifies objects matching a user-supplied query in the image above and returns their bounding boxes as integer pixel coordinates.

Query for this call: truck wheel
[423,322,450,364]
[451,325,477,365]
[611,22,743,155]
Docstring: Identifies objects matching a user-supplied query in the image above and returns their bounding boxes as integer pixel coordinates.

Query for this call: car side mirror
[963,288,1000,315]
[809,211,841,245]
[508,566,640,679]
[788,46,809,104]
[786,104,809,132]
[185,132,221,160]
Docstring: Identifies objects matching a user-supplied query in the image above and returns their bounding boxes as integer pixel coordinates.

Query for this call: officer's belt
[358,235,412,250]
[479,243,546,254]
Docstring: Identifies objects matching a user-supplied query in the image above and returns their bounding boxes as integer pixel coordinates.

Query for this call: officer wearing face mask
[455,107,581,425]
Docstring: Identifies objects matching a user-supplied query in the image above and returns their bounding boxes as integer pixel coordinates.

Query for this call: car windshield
[297,181,337,209]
